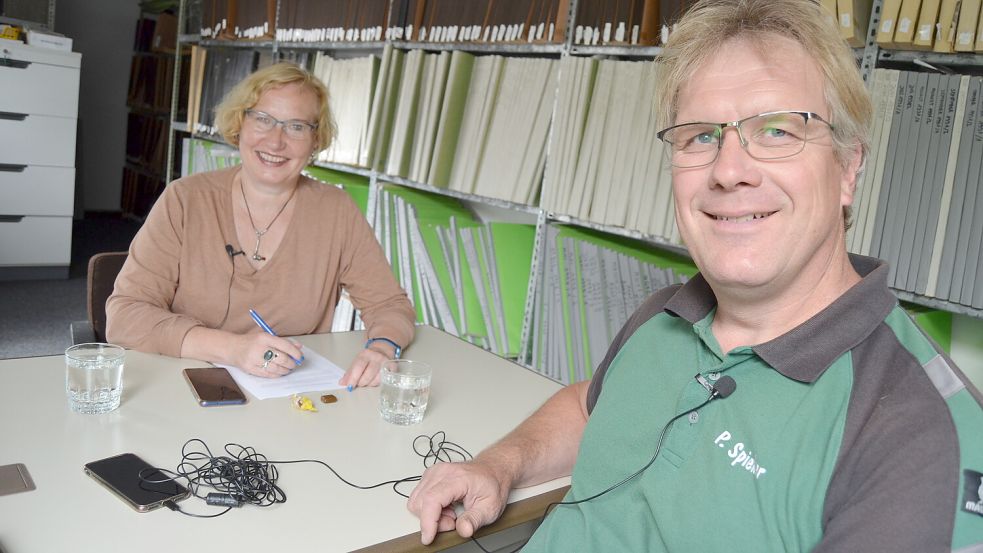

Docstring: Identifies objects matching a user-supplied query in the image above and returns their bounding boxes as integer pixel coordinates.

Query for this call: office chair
[70,251,128,344]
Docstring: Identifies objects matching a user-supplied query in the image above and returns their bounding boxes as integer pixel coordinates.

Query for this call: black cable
[469,390,722,553]
[149,432,474,517]
[217,245,237,327]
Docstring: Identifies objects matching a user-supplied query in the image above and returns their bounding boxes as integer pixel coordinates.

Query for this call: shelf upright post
[166,0,189,185]
[860,0,883,86]
[272,0,280,58]
[519,0,578,369]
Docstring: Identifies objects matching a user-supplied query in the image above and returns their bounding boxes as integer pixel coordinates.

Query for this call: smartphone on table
[183,367,247,406]
[84,453,189,512]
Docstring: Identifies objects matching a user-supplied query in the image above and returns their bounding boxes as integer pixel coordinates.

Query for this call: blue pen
[249,309,304,365]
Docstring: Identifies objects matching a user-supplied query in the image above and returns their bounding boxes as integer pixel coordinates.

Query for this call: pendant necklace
[240,180,297,262]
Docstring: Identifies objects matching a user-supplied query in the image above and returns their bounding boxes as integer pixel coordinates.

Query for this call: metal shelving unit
[168,0,983,366]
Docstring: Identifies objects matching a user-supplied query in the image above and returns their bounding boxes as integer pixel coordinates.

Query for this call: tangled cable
[152,431,474,518]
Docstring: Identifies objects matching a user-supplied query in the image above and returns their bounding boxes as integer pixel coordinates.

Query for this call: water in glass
[65,343,125,414]
[380,360,431,425]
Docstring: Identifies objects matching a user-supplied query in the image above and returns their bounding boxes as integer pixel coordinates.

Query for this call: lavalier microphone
[225,244,244,257]
[711,375,737,398]
[547,375,738,511]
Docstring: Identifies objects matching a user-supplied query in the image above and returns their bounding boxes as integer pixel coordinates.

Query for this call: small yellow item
[1,24,22,41]
[291,394,318,412]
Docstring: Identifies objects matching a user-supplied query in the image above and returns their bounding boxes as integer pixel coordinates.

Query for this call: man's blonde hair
[215,62,336,152]
[656,0,872,226]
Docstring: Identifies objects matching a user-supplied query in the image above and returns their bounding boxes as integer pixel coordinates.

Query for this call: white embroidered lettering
[715,430,767,479]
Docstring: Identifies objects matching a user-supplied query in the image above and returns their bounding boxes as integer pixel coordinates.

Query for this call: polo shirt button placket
[688,411,699,424]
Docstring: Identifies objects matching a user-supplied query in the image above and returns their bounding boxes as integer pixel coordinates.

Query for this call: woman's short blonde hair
[655,0,872,226]
[215,62,336,152]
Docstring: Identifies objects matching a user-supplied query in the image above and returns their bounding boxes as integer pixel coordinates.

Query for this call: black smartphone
[183,367,247,406]
[83,453,190,512]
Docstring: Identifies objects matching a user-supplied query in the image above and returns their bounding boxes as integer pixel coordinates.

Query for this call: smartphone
[183,367,247,406]
[83,453,190,512]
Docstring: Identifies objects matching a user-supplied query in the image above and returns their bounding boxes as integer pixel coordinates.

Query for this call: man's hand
[340,347,389,388]
[407,460,512,545]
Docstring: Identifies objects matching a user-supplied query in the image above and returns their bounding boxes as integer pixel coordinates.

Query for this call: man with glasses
[409,0,983,551]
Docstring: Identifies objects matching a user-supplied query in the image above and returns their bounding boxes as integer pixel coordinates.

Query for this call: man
[408,0,983,551]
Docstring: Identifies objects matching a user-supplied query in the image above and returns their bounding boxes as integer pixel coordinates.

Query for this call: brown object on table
[320,394,338,404]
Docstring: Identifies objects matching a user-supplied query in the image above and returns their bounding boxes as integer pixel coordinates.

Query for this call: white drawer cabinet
[0,48,80,118]
[0,42,80,278]
[0,166,75,216]
[0,115,77,167]
[0,216,72,266]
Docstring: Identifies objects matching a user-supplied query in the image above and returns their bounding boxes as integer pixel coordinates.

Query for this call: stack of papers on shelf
[848,69,983,308]
[312,53,380,166]
[528,225,694,384]
[374,186,535,358]
[542,57,678,244]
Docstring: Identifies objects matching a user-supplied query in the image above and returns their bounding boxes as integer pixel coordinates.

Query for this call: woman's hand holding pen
[233,332,304,378]
[341,347,389,388]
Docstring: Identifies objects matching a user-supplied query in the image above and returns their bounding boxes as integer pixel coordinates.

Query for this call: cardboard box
[25,29,72,51]
[152,12,177,52]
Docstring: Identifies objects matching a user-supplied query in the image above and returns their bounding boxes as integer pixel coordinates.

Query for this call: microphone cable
[468,375,737,553]
[147,432,473,519]
[218,244,242,327]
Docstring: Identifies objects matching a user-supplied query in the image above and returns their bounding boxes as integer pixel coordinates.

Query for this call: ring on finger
[262,359,271,370]
[263,349,275,362]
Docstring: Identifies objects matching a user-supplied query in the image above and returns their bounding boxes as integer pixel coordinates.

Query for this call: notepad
[219,346,347,400]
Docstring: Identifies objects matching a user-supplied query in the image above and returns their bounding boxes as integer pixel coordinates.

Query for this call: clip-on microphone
[547,375,738,511]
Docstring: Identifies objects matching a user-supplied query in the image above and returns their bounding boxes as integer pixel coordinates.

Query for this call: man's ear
[840,142,864,207]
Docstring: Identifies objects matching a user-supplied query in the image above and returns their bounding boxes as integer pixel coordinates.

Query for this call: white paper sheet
[219,346,347,400]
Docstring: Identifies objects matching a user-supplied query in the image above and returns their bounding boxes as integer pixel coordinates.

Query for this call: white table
[0,326,569,552]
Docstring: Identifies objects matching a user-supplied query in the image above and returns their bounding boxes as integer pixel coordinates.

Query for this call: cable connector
[205,493,243,508]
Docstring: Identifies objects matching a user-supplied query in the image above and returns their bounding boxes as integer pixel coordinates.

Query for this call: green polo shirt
[522,255,983,552]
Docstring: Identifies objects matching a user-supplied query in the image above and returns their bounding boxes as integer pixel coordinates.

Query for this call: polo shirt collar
[664,254,897,383]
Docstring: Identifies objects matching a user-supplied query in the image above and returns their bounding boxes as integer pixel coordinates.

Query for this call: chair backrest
[87,252,128,342]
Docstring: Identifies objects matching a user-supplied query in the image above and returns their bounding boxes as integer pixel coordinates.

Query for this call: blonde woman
[107,63,415,387]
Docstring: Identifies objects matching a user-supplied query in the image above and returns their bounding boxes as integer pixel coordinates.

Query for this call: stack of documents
[529,225,694,384]
[541,57,679,244]
[312,53,381,166]
[182,137,240,176]
[364,47,557,205]
[848,69,983,309]
[375,186,535,357]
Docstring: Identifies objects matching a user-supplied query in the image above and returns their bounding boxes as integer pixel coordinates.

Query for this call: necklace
[240,181,297,262]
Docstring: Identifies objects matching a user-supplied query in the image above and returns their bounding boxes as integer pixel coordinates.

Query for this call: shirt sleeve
[813,340,959,553]
[105,183,204,357]
[335,194,416,350]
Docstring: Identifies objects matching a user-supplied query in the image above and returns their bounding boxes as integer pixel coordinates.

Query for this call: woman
[106,62,415,387]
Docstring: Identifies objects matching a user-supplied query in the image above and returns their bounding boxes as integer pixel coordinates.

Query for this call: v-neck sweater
[106,166,415,357]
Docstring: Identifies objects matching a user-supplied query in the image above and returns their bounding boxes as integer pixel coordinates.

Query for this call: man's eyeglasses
[243,109,317,140]
[656,110,834,168]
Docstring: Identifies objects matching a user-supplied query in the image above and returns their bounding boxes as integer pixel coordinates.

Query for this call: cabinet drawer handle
[0,164,27,172]
[0,58,31,69]
[0,111,28,121]
[0,215,25,223]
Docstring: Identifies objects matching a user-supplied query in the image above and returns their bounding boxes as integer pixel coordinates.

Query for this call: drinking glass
[65,343,125,414]
[379,360,432,425]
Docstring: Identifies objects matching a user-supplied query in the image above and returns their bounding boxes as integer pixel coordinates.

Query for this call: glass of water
[379,359,432,425]
[65,343,125,414]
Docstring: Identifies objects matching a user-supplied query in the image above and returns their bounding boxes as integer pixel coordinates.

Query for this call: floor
[0,213,142,359]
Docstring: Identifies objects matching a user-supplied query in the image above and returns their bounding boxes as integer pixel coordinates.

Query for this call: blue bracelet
[364,337,402,359]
